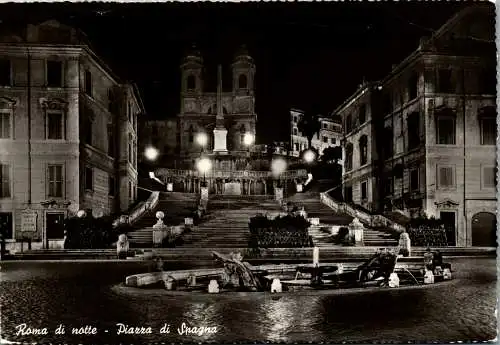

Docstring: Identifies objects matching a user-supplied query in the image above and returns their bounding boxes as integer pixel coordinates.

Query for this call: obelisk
[213,65,228,154]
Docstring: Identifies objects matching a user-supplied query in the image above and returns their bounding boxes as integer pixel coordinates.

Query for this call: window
[437,115,455,145]
[238,74,247,89]
[437,69,453,93]
[323,123,327,129]
[361,181,368,200]
[359,104,366,124]
[129,181,132,199]
[331,138,336,145]
[152,125,158,137]
[0,112,11,139]
[483,166,496,189]
[188,126,194,143]
[84,70,92,97]
[383,126,393,158]
[128,134,133,163]
[480,117,496,145]
[408,72,418,100]
[385,177,393,196]
[84,115,92,145]
[0,212,13,239]
[108,89,114,113]
[0,164,10,198]
[438,166,455,188]
[108,176,115,196]
[0,59,11,86]
[323,136,328,143]
[345,144,353,171]
[344,186,353,203]
[407,112,420,149]
[359,135,368,166]
[294,143,299,151]
[293,116,297,123]
[410,168,419,191]
[107,125,114,157]
[345,114,352,133]
[47,60,63,87]
[47,111,64,140]
[85,167,93,191]
[293,128,298,135]
[187,75,196,90]
[47,165,63,198]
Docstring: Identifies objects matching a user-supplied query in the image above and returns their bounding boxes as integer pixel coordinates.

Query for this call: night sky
[0,1,472,143]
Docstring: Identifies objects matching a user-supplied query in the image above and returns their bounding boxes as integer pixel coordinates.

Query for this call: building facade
[336,4,496,247]
[290,108,343,159]
[0,20,144,251]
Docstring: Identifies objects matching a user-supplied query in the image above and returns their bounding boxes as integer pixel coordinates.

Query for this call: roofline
[381,4,493,86]
[331,81,379,115]
[130,82,146,114]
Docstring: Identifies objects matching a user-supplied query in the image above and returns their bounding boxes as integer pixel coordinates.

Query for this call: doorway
[45,212,65,247]
[440,211,456,246]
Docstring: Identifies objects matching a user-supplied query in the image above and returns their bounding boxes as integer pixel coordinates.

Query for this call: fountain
[123,248,453,293]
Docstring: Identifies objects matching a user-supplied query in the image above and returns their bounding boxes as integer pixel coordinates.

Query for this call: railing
[155,168,308,180]
[128,191,160,226]
[320,187,406,233]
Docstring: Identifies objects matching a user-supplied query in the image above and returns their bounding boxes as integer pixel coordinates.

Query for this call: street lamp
[303,149,316,164]
[195,132,208,152]
[243,132,255,157]
[144,146,159,161]
[197,157,212,186]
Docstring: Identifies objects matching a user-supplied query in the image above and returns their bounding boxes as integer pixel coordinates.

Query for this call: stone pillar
[274,187,284,202]
[152,211,170,247]
[201,186,209,203]
[348,217,364,246]
[264,180,267,195]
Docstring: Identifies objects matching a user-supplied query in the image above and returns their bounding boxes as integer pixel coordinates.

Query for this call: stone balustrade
[320,189,405,233]
[155,168,308,180]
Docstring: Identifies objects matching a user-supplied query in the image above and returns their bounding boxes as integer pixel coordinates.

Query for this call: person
[423,247,434,271]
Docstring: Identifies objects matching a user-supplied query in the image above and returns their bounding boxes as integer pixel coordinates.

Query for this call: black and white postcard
[0,1,497,344]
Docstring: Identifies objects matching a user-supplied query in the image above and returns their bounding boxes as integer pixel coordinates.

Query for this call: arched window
[238,74,247,89]
[359,135,368,166]
[186,75,196,90]
[472,212,497,247]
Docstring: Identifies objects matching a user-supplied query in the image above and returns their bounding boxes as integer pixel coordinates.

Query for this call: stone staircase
[286,188,398,247]
[126,192,198,247]
[180,195,282,248]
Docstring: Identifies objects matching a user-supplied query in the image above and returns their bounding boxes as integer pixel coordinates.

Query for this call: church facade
[178,47,257,157]
[140,47,257,164]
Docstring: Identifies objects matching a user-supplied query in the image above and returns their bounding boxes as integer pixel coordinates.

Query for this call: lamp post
[197,157,212,187]
[302,149,317,188]
[271,157,287,202]
[195,132,208,154]
[243,132,255,156]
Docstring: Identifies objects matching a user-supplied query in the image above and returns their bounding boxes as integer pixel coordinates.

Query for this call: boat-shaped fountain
[123,248,453,295]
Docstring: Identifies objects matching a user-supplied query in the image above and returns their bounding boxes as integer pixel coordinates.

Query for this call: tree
[321,146,342,164]
[297,113,321,149]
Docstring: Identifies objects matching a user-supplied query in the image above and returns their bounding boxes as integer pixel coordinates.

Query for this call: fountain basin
[125,259,441,289]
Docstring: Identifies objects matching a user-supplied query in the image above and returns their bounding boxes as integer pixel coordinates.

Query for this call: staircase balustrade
[320,188,406,233]
[115,191,160,227]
